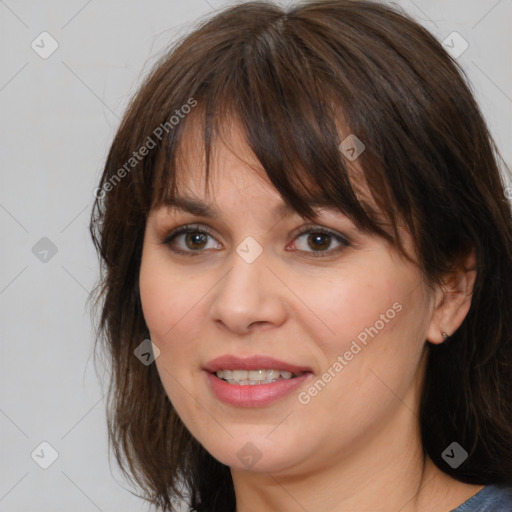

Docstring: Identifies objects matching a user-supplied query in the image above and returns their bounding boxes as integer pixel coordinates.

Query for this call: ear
[425,249,477,344]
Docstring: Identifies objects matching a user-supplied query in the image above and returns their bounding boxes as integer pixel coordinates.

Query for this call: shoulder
[452,484,512,512]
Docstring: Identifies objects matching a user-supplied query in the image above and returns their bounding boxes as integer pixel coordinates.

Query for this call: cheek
[302,267,428,401]
[139,252,202,340]
[139,257,202,407]
[302,268,408,353]
[138,252,213,393]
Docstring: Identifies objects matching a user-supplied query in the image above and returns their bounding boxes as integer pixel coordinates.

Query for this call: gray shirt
[451,484,512,511]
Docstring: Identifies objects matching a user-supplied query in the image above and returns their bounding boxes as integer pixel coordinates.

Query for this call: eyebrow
[159,195,336,219]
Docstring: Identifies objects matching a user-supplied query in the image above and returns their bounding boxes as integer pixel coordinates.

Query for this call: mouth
[203,355,313,407]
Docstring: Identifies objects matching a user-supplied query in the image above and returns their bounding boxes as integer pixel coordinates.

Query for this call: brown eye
[183,232,208,250]
[306,233,331,251]
[161,225,220,256]
[291,228,350,257]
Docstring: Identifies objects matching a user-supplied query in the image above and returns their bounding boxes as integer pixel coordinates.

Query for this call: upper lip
[204,355,313,374]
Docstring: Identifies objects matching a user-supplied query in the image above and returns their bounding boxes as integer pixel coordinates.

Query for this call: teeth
[231,370,248,380]
[248,370,266,381]
[266,369,281,380]
[215,368,303,384]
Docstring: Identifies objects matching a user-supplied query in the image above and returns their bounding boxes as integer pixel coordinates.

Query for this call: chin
[199,435,308,475]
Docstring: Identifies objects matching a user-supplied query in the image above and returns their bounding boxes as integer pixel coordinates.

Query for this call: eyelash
[160,223,350,258]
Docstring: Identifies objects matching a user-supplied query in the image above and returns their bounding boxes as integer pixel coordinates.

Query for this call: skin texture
[139,120,481,511]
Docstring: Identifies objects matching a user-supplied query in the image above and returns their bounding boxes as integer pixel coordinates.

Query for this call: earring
[441,331,450,340]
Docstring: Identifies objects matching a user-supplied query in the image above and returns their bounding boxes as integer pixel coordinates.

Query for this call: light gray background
[1,1,510,511]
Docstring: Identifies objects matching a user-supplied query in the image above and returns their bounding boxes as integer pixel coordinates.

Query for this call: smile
[204,354,313,406]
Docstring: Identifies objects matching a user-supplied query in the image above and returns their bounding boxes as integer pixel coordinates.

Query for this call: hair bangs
[149,20,403,256]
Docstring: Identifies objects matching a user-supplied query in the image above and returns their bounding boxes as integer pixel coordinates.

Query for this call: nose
[208,249,288,335]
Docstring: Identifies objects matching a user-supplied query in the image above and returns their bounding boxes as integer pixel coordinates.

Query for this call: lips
[203,355,313,374]
[203,355,314,407]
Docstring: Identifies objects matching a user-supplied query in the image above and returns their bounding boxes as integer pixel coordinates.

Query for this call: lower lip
[205,371,312,407]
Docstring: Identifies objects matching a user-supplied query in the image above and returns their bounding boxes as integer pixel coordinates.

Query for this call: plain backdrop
[1,1,511,511]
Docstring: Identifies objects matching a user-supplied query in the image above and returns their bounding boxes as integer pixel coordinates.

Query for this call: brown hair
[88,1,512,510]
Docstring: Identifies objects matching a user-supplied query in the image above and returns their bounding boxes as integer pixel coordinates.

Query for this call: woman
[88,1,512,510]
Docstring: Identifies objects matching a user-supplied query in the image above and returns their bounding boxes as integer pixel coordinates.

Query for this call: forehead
[174,114,268,192]
[171,113,373,209]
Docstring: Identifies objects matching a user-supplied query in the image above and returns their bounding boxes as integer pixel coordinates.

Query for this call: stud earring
[441,331,450,340]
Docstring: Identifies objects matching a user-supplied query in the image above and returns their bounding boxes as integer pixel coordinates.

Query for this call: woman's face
[139,122,437,476]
